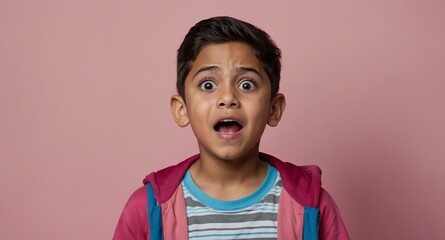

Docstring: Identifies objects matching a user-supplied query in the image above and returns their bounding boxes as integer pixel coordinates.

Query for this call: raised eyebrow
[193,66,219,78]
[192,65,263,79]
[237,67,263,78]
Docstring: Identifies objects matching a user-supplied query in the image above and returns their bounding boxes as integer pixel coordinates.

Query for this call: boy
[113,16,349,240]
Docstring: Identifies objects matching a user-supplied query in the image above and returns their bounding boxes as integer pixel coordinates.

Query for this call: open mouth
[213,119,243,134]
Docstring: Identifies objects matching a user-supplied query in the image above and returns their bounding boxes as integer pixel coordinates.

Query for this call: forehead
[189,42,265,76]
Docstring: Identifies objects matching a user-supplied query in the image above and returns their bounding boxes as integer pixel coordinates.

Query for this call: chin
[212,147,258,162]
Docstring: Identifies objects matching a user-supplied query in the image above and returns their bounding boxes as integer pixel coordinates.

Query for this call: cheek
[187,99,212,123]
[245,103,271,123]
[248,95,271,116]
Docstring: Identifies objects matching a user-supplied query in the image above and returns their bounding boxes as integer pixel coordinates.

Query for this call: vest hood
[143,153,322,208]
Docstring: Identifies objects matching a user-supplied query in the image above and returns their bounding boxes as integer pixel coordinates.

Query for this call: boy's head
[177,16,282,100]
[171,16,286,161]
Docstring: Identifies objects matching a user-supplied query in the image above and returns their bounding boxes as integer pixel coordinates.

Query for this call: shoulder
[318,188,350,240]
[123,186,148,217]
[113,186,148,240]
[260,153,321,207]
[143,154,199,204]
[114,155,200,240]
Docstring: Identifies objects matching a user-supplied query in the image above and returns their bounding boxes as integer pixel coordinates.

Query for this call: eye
[199,79,217,91]
[238,80,256,91]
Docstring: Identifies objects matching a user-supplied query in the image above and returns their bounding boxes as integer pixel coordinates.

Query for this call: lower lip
[215,129,243,140]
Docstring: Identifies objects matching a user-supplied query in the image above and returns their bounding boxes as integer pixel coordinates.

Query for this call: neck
[190,147,268,190]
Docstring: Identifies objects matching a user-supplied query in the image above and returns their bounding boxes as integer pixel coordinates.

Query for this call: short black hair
[177,16,282,100]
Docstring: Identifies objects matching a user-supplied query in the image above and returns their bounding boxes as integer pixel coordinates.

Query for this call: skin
[171,42,286,200]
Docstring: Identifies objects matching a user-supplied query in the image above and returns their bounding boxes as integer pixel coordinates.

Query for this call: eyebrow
[193,66,263,78]
[238,66,262,77]
[193,66,219,78]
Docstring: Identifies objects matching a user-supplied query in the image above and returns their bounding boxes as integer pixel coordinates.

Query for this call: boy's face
[171,42,285,161]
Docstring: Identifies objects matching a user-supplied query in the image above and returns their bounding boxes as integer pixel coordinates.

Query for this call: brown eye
[238,80,256,91]
[199,80,217,91]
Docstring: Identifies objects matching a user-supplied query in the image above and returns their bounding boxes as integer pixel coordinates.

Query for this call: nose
[217,86,239,108]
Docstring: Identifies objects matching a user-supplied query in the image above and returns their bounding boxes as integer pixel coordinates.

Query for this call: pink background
[1,1,444,239]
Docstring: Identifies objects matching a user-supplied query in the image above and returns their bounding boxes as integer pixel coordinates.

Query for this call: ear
[267,93,286,127]
[170,95,189,127]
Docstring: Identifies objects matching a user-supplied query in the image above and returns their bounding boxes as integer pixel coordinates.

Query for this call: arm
[318,188,350,240]
[113,186,149,240]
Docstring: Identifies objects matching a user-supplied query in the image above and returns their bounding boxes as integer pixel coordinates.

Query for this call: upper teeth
[221,119,235,122]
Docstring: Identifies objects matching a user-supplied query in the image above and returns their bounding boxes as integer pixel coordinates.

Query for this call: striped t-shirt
[182,164,282,240]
